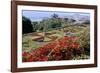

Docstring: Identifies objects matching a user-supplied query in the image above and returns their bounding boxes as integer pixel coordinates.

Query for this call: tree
[64,18,69,22]
[51,14,62,29]
[51,19,61,28]
[51,13,59,19]
[32,21,38,32]
[22,16,33,34]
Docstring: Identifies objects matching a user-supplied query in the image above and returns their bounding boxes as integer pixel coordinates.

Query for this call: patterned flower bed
[22,36,83,62]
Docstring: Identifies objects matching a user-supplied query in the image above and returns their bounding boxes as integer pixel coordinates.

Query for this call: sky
[22,10,90,21]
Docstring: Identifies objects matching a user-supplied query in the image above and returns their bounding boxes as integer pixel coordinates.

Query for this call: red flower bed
[22,36,81,62]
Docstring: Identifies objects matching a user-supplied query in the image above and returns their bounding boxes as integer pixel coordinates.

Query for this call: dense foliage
[22,16,33,34]
[22,14,71,33]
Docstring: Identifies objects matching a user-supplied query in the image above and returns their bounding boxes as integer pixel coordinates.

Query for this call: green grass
[63,24,88,33]
[22,36,41,52]
[46,29,64,39]
[44,37,52,42]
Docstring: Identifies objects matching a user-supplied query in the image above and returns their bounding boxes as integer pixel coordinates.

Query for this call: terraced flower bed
[22,36,85,62]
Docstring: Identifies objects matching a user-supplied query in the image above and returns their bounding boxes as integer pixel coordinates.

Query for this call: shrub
[76,27,90,55]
